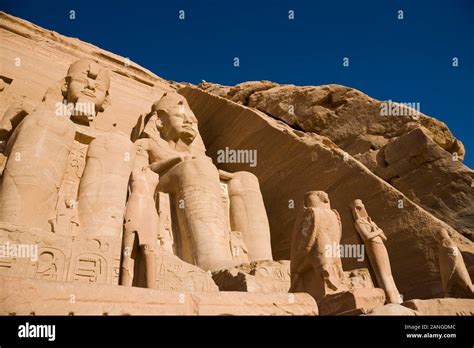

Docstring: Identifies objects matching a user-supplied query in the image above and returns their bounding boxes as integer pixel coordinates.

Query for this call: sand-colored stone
[198,81,473,241]
[180,86,474,300]
[212,260,291,292]
[0,223,121,284]
[289,191,384,314]
[438,228,474,298]
[0,58,135,242]
[121,140,160,288]
[227,171,273,262]
[351,199,401,303]
[0,275,317,315]
[1,10,473,316]
[141,92,272,272]
[290,191,348,301]
[212,260,372,293]
[366,303,416,316]
[357,127,474,241]
[401,298,474,316]
[318,288,386,315]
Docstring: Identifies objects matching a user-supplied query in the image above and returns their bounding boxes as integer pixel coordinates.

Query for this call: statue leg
[77,133,134,239]
[0,114,76,230]
[120,230,137,287]
[227,171,273,261]
[309,264,328,301]
[142,244,156,289]
[158,158,234,271]
[368,243,401,303]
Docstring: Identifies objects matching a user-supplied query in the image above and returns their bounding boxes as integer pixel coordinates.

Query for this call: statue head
[62,59,111,112]
[351,199,368,220]
[151,93,198,145]
[304,191,330,209]
[439,228,451,242]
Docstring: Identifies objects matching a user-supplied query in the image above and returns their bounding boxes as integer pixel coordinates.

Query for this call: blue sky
[2,0,473,167]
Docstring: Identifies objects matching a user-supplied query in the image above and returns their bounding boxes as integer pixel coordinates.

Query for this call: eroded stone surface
[365,303,416,316]
[290,191,349,301]
[180,86,474,300]
[198,81,473,241]
[212,260,291,292]
[318,288,386,315]
[0,275,317,315]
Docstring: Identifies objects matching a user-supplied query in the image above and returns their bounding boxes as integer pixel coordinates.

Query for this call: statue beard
[178,129,196,145]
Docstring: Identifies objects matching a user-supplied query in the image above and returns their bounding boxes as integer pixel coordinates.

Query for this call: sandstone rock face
[199,81,473,241]
[356,127,474,240]
[180,86,474,300]
[0,276,317,315]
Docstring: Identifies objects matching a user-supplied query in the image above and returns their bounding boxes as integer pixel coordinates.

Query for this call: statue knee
[229,171,260,191]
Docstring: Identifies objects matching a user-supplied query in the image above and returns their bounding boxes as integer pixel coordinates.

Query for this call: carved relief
[72,253,107,283]
[28,248,66,281]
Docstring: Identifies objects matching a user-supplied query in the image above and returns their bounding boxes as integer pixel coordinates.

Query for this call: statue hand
[180,154,196,161]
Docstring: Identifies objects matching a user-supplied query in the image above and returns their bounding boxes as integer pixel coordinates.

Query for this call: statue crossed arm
[354,216,387,242]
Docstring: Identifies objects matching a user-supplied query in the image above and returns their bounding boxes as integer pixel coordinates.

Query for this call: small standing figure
[350,199,401,303]
[291,191,348,301]
[120,142,159,289]
[438,228,474,298]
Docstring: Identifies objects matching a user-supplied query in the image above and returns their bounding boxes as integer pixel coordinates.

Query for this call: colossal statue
[438,228,474,298]
[137,92,272,271]
[0,59,133,239]
[350,199,401,303]
[290,191,348,301]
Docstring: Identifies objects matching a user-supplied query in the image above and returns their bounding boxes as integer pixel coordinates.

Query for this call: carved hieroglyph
[290,191,348,301]
[0,222,121,285]
[350,199,401,303]
[438,228,474,298]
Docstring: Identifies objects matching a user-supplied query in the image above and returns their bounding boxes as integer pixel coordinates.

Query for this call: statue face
[66,60,110,109]
[439,228,451,241]
[158,101,198,144]
[351,199,368,220]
